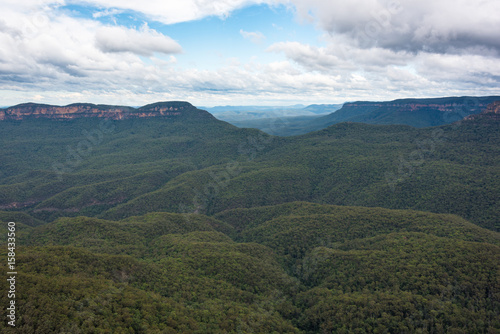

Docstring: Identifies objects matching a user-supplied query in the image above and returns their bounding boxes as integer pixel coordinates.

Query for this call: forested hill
[0,100,498,230]
[1,203,499,332]
[0,101,214,121]
[0,99,499,333]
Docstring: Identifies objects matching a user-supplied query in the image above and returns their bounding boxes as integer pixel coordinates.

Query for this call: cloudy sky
[1,0,499,107]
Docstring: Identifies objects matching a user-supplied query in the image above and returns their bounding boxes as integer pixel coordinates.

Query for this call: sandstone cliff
[463,101,500,123]
[0,101,214,121]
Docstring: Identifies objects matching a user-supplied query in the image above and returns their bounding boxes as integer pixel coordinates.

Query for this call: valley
[0,98,499,333]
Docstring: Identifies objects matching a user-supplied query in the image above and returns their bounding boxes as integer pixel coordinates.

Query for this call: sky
[1,0,499,107]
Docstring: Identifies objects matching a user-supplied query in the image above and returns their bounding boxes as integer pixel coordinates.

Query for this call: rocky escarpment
[0,101,214,121]
[344,102,457,111]
[343,97,493,114]
[463,101,500,123]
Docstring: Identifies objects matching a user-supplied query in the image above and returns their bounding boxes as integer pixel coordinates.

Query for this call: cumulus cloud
[75,0,280,24]
[0,3,183,102]
[0,0,499,107]
[6,0,500,56]
[289,0,500,55]
[95,24,182,56]
[265,0,500,102]
[267,42,342,71]
[267,39,415,74]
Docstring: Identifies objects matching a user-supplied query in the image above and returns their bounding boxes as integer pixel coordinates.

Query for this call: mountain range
[227,96,500,136]
[200,104,341,123]
[1,99,499,230]
[0,98,499,333]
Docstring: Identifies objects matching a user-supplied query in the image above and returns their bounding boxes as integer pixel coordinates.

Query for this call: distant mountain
[0,101,214,121]
[228,115,321,135]
[203,104,343,124]
[213,103,344,134]
[295,96,500,135]
[302,103,344,114]
[201,104,306,113]
[238,96,499,136]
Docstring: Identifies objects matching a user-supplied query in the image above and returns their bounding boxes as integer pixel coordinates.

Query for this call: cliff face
[483,100,500,114]
[343,101,485,114]
[0,101,214,121]
[463,101,500,123]
[301,96,500,132]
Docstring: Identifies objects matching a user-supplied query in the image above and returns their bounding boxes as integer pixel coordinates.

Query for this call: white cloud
[289,0,500,55]
[95,24,182,56]
[265,0,500,101]
[267,39,413,74]
[0,0,499,107]
[240,29,266,44]
[267,42,342,71]
[74,0,280,24]
[92,8,124,19]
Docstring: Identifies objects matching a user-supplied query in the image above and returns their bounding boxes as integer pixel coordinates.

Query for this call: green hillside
[96,120,498,231]
[0,100,499,332]
[0,102,499,230]
[2,203,499,333]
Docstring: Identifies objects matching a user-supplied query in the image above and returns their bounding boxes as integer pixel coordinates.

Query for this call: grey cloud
[267,42,343,72]
[267,40,412,74]
[0,19,23,38]
[291,0,500,55]
[0,74,36,83]
[1,0,499,107]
